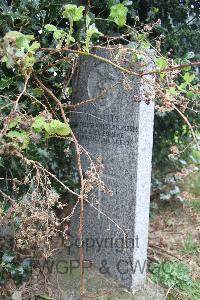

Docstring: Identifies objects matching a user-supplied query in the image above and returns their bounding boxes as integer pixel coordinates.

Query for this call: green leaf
[186,91,195,98]
[32,116,46,133]
[4,31,24,40]
[2,253,15,263]
[31,88,44,97]
[7,130,30,149]
[44,24,57,32]
[63,4,84,22]
[44,120,71,137]
[28,42,40,52]
[178,82,188,91]
[168,87,177,95]
[109,4,128,27]
[53,30,66,41]
[0,78,13,90]
[84,23,103,52]
[86,15,91,28]
[87,24,102,37]
[183,72,195,84]
[32,117,71,137]
[141,40,151,49]
[0,157,4,167]
[16,36,30,50]
[185,52,195,59]
[8,116,22,129]
[155,57,168,70]
[24,55,36,68]
[15,34,34,50]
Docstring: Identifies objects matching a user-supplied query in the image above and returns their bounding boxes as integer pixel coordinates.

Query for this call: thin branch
[40,47,200,78]
[65,81,122,109]
[13,75,29,111]
[40,47,140,76]
[0,189,15,204]
[85,199,126,236]
[163,285,174,300]
[141,61,200,76]
[173,105,199,149]
[16,153,79,198]
[33,75,85,296]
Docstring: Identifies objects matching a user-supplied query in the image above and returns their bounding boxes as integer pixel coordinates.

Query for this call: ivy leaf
[155,57,168,78]
[84,23,103,52]
[0,78,13,90]
[87,24,102,37]
[178,82,188,91]
[32,116,46,133]
[7,130,30,150]
[185,52,195,59]
[24,55,36,68]
[15,34,34,50]
[63,4,84,22]
[3,31,24,40]
[183,72,195,84]
[53,30,66,41]
[44,120,71,137]
[155,57,168,70]
[31,88,44,97]
[8,116,22,129]
[141,40,151,49]
[0,157,4,167]
[28,42,40,52]
[44,24,57,32]
[44,25,66,42]
[86,15,91,28]
[2,253,15,263]
[109,4,128,27]
[168,87,177,95]
[16,36,30,50]
[32,117,71,137]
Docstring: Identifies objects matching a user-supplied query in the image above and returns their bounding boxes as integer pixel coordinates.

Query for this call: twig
[85,199,126,236]
[40,49,200,78]
[17,153,79,198]
[40,47,140,77]
[13,75,29,111]
[0,189,15,204]
[149,243,181,261]
[173,105,199,149]
[65,81,121,109]
[141,61,200,76]
[33,75,86,297]
[163,285,174,300]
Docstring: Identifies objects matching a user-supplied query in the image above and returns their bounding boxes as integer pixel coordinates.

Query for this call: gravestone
[70,48,155,291]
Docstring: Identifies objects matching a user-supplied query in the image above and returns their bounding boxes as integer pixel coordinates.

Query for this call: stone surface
[70,48,155,291]
[54,253,165,300]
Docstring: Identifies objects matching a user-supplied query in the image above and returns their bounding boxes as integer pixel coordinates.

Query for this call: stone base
[54,253,165,300]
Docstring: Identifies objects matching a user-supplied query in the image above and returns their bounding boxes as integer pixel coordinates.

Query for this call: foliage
[0,250,31,286]
[0,0,199,295]
[109,3,128,27]
[150,260,200,300]
[181,235,199,255]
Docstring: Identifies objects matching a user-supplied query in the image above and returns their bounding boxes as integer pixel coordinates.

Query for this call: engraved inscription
[72,113,138,147]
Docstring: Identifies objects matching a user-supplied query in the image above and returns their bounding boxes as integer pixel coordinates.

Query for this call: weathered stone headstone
[70,48,155,291]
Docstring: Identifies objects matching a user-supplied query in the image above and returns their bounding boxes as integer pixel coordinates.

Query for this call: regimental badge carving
[87,63,120,111]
